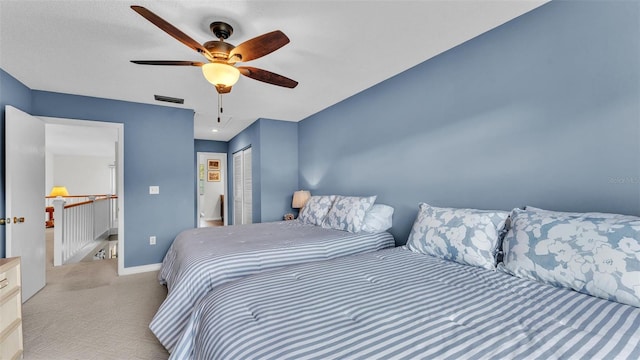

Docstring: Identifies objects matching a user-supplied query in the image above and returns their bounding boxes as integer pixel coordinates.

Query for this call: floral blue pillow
[406,203,509,270]
[322,195,377,233]
[501,207,640,308]
[297,195,336,226]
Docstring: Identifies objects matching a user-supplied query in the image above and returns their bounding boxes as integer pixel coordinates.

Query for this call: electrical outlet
[149,186,160,195]
[149,236,156,245]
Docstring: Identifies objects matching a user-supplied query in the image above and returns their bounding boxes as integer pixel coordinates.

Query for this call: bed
[170,204,640,359]
[151,195,396,352]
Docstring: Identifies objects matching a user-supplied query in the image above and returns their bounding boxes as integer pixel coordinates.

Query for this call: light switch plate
[149,186,160,195]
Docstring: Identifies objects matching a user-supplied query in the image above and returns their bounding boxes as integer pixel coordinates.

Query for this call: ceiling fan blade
[238,67,298,88]
[229,31,290,63]
[131,5,213,60]
[131,60,205,66]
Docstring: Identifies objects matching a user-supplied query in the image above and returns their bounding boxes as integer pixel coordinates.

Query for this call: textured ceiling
[0,0,547,142]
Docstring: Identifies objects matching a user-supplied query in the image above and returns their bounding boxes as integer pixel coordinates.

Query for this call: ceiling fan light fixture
[130,7,296,93]
[202,63,240,87]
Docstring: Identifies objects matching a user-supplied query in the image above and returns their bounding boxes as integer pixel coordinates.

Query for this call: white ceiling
[45,122,117,158]
[0,0,547,142]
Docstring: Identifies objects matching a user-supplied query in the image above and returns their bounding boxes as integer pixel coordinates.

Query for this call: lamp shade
[292,190,311,209]
[202,63,240,87]
[49,186,69,197]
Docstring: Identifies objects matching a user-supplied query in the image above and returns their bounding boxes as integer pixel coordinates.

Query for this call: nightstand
[0,257,22,360]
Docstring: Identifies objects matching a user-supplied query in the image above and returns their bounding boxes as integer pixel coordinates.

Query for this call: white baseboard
[119,263,161,276]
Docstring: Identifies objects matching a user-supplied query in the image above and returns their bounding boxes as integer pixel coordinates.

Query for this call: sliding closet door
[242,148,252,224]
[233,151,243,224]
[232,147,252,225]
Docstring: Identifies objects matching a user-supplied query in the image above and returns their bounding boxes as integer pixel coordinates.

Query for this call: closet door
[242,147,252,225]
[232,147,253,225]
[233,151,243,225]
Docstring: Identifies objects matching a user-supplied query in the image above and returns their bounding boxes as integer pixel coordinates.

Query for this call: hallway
[199,219,223,227]
[45,228,117,268]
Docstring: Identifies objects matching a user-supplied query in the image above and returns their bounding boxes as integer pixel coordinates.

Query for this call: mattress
[150,220,395,351]
[171,247,640,360]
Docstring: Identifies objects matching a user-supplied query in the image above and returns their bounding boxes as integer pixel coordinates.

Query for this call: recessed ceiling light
[211,129,219,133]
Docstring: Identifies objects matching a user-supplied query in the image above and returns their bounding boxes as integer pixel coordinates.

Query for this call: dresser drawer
[0,258,21,299]
[0,320,23,360]
[0,287,21,333]
[0,257,22,360]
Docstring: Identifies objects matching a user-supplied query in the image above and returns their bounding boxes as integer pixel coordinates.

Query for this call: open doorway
[42,117,125,274]
[196,152,227,227]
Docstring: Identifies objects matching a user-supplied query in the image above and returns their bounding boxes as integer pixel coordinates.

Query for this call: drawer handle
[0,278,8,289]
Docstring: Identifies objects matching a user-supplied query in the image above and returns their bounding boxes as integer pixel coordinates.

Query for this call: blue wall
[0,69,33,257]
[0,69,232,266]
[29,91,195,267]
[194,139,227,154]
[228,118,299,224]
[258,119,299,221]
[25,90,195,267]
[298,1,640,244]
[3,1,639,261]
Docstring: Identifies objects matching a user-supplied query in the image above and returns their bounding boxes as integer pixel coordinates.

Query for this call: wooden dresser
[0,257,22,359]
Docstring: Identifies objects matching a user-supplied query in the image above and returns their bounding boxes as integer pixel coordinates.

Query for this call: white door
[5,105,46,302]
[233,151,243,224]
[242,148,252,224]
[232,147,252,225]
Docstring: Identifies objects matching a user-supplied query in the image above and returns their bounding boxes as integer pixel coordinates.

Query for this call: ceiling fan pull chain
[217,93,223,123]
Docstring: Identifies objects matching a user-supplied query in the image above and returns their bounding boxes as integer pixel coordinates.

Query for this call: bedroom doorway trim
[40,117,125,275]
[196,152,228,227]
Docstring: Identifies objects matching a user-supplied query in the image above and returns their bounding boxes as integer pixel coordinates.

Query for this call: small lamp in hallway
[49,186,69,197]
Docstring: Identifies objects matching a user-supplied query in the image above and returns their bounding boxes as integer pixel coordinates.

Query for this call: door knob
[0,218,5,225]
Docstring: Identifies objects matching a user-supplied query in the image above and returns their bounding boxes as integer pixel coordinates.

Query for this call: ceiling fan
[130,5,298,94]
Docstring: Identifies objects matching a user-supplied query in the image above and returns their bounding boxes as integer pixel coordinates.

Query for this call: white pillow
[361,204,394,233]
[321,195,377,233]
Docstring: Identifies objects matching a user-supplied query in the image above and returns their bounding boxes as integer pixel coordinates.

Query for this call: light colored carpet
[22,231,169,359]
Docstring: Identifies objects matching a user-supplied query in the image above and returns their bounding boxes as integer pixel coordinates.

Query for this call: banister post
[52,198,66,266]
[89,196,96,240]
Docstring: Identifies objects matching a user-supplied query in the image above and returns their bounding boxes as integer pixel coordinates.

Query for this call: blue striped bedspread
[150,220,395,352]
[171,246,640,360]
